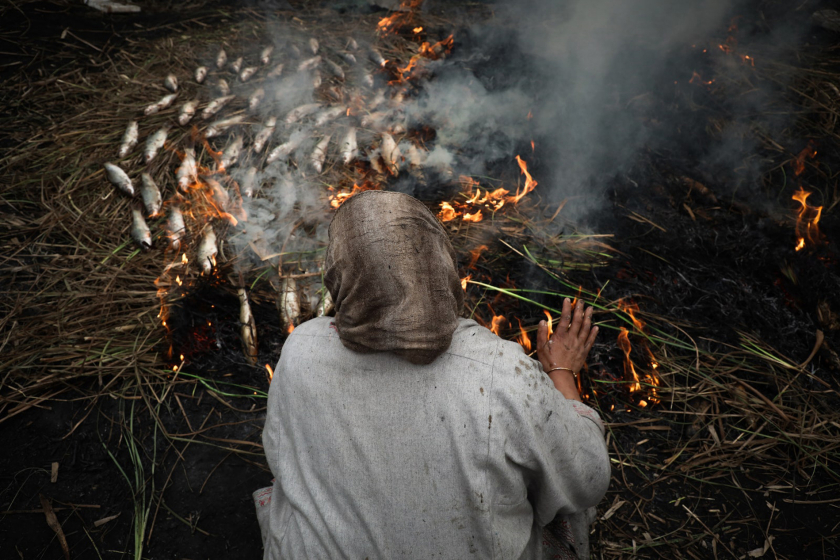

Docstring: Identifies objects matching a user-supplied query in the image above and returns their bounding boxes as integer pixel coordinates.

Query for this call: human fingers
[558,298,572,335]
[578,307,593,343]
[536,320,549,352]
[568,300,584,338]
[584,325,599,355]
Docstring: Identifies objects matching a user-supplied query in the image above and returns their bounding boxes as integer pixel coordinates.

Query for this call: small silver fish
[285,103,321,124]
[260,45,274,65]
[104,162,134,196]
[324,59,344,80]
[197,229,218,274]
[316,287,334,317]
[167,204,185,250]
[240,66,258,82]
[248,88,265,112]
[195,66,207,83]
[144,126,170,164]
[206,178,230,210]
[216,78,230,96]
[118,120,138,158]
[266,132,307,163]
[369,48,386,67]
[267,63,284,78]
[346,37,358,51]
[340,127,357,165]
[230,56,243,74]
[310,134,331,173]
[144,93,177,116]
[164,74,178,92]
[220,135,243,170]
[252,116,276,154]
[177,147,196,191]
[278,277,300,332]
[297,55,321,72]
[314,105,346,126]
[311,71,321,89]
[201,95,235,120]
[309,38,319,55]
[238,288,258,365]
[131,209,152,250]
[140,173,162,216]
[216,48,227,70]
[205,115,245,138]
[362,72,375,88]
[380,132,401,175]
[177,99,199,126]
[241,166,258,197]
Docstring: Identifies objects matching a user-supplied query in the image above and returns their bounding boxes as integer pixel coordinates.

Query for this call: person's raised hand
[536,298,599,400]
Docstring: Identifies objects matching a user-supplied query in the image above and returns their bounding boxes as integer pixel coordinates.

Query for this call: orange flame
[438,201,458,222]
[792,187,822,251]
[617,327,642,392]
[793,141,817,176]
[516,318,531,352]
[265,364,274,382]
[461,274,471,291]
[616,299,660,404]
[462,210,483,222]
[543,310,553,337]
[468,245,489,269]
[490,314,506,336]
[287,324,295,335]
[329,182,380,208]
[510,155,537,204]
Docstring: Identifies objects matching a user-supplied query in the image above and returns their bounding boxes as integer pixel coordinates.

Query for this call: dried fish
[195,66,207,83]
[205,115,245,138]
[241,166,258,197]
[253,116,277,154]
[285,103,321,124]
[201,95,235,120]
[278,277,300,332]
[104,162,134,196]
[369,48,386,67]
[177,146,197,191]
[177,99,199,126]
[206,178,230,210]
[230,56,243,73]
[118,120,138,158]
[309,38,319,55]
[216,78,231,96]
[197,229,218,275]
[164,73,178,92]
[311,71,322,89]
[131,209,152,250]
[144,93,177,116]
[167,205,185,250]
[238,288,259,365]
[346,37,358,51]
[324,59,345,80]
[140,173,162,216]
[216,48,227,70]
[144,126,170,164]
[266,132,307,163]
[310,134,331,173]
[240,66,258,82]
[340,52,357,65]
[314,105,346,127]
[316,287,334,317]
[380,132,401,175]
[297,56,321,72]
[362,72,375,89]
[267,63,284,78]
[260,45,274,65]
[340,127,357,165]
[248,88,265,112]
[220,135,243,170]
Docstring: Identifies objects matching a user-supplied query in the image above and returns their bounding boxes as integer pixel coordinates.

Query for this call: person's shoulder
[450,318,543,376]
[287,316,336,339]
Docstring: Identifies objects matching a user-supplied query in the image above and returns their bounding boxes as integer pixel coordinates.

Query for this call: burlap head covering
[324,190,464,365]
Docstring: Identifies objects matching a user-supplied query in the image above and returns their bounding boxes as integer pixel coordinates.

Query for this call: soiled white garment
[261,317,610,560]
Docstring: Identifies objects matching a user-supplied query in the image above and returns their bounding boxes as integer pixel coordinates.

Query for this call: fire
[543,310,553,337]
[490,314,506,336]
[413,27,423,33]
[438,201,458,222]
[516,318,531,352]
[689,71,714,86]
[792,187,822,251]
[467,245,488,269]
[265,363,274,382]
[329,182,380,208]
[510,155,537,204]
[793,141,817,176]
[462,210,483,222]
[616,299,660,404]
[287,324,295,335]
[461,274,471,291]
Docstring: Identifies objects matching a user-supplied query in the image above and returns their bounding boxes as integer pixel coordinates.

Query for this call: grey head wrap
[324,191,464,365]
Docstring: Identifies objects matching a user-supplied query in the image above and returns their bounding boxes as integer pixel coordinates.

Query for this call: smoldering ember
[2,0,840,558]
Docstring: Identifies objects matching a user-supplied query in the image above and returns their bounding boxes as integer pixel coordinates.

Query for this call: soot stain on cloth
[488,414,492,429]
